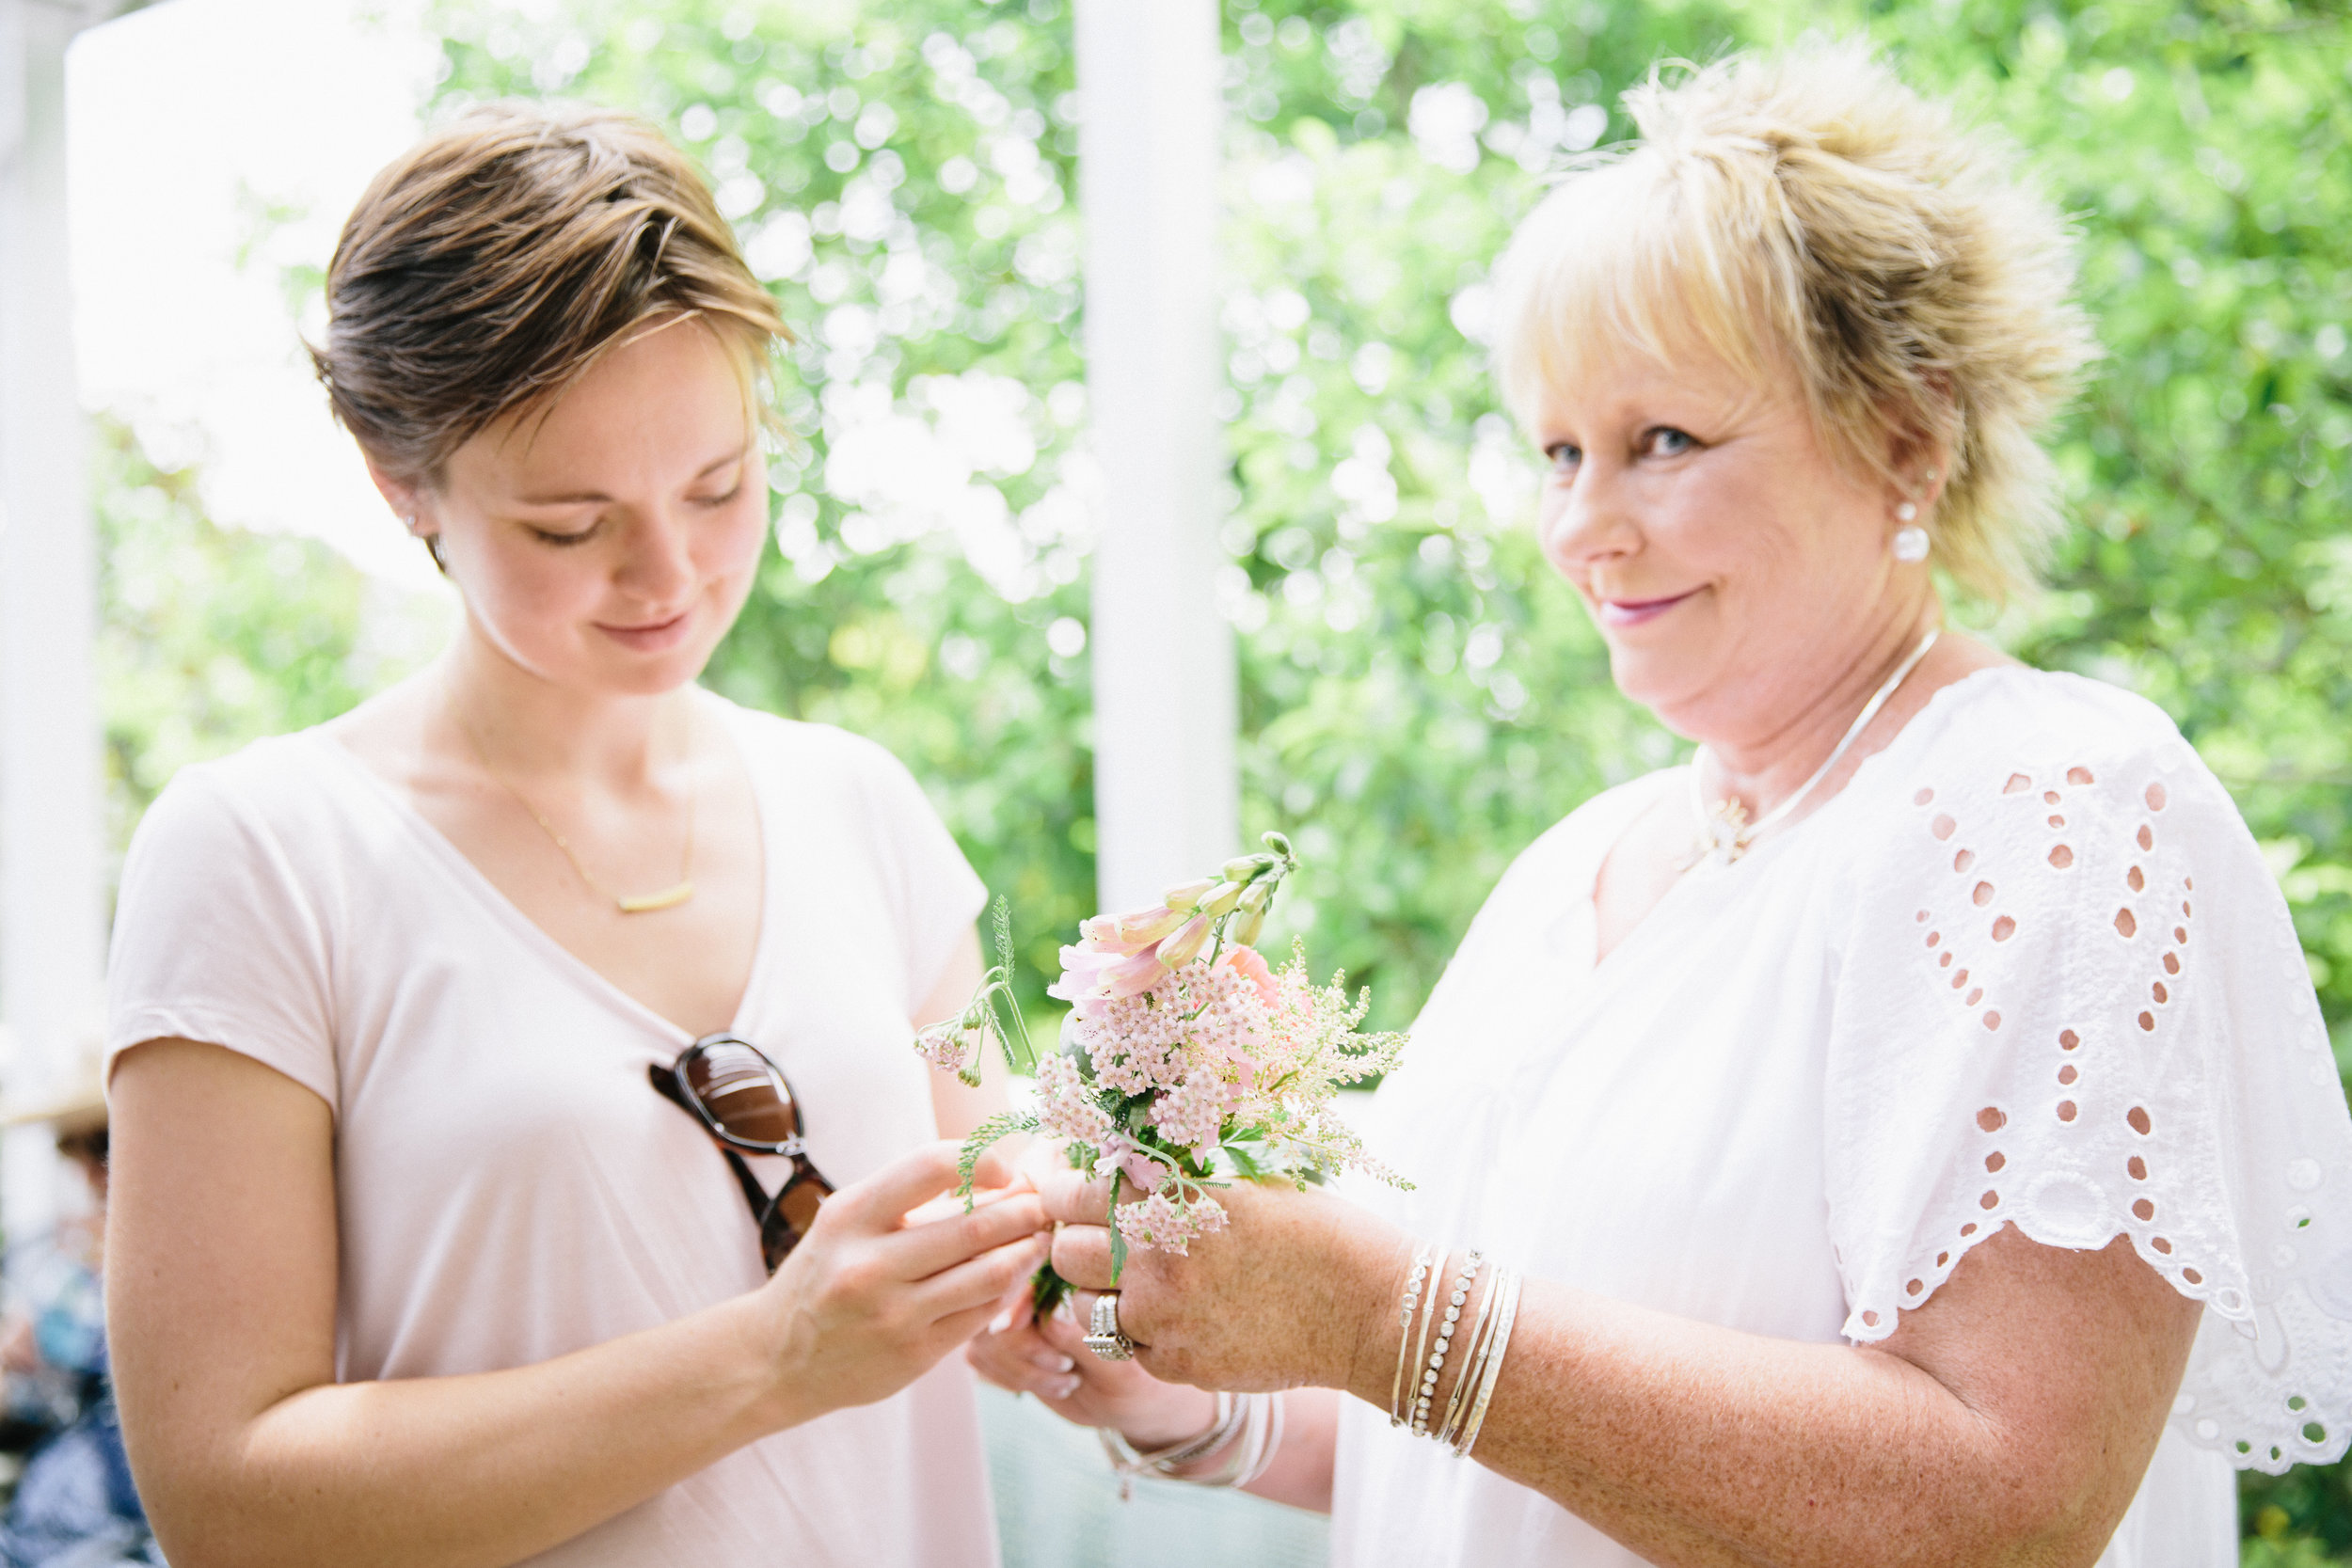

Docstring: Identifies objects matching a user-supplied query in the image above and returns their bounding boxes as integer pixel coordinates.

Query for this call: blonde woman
[104,106,1045,1568]
[974,42,2352,1565]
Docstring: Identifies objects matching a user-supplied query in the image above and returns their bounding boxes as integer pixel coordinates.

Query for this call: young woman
[103,105,1045,1568]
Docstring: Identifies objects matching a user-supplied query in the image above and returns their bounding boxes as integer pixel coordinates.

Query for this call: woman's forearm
[1337,1231,2197,1568]
[1242,1386,1339,1513]
[148,1290,814,1568]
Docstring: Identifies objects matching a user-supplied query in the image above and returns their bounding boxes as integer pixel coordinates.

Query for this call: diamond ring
[1084,1291,1136,1361]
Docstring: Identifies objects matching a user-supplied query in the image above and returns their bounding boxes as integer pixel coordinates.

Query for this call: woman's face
[1527,345,1919,745]
[408,317,768,698]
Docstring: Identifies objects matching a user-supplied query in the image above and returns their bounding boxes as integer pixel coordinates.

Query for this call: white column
[0,0,107,1240]
[1074,0,1235,913]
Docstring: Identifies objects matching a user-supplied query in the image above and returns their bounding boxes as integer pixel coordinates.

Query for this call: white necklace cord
[1689,627,1940,867]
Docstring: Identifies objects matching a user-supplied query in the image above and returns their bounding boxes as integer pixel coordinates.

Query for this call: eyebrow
[513,449,746,507]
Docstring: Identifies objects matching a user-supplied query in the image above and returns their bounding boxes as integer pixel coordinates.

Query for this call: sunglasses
[649,1034,836,1273]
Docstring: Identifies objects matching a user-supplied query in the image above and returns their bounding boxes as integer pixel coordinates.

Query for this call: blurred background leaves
[95,0,2352,1551]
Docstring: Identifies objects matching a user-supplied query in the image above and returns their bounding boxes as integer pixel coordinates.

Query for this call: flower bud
[1156,913,1214,968]
[1229,905,1267,947]
[1200,880,1247,917]
[1220,854,1273,882]
[1236,879,1273,913]
[1261,830,1295,860]
[1161,878,1217,912]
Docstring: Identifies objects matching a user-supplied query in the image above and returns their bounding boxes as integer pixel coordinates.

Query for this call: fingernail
[989,1307,1014,1336]
[1054,1376,1082,1399]
[1055,1355,1075,1373]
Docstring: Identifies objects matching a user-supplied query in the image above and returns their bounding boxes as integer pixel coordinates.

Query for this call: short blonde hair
[1494,40,2093,601]
[311,103,791,486]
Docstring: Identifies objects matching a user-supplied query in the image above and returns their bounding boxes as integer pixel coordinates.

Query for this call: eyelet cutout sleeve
[1823,678,2352,1473]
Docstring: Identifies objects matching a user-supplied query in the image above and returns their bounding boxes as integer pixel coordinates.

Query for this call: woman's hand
[965,1291,1219,1447]
[756,1141,1050,1424]
[1039,1167,1412,1397]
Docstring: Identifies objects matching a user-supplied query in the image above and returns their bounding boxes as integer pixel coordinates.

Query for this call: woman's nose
[616,508,698,603]
[1539,465,1636,570]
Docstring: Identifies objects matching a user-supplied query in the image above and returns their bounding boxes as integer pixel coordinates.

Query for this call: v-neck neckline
[310,695,776,1046]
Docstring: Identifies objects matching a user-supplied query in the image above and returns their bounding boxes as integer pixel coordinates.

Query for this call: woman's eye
[1643,426,1696,457]
[1545,442,1581,473]
[691,482,745,509]
[530,524,598,547]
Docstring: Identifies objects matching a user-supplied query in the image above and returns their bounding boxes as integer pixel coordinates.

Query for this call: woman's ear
[362,457,430,534]
[1884,426,1954,517]
[362,458,449,573]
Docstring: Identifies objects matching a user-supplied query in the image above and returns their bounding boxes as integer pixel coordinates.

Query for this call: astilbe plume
[918,832,1409,1291]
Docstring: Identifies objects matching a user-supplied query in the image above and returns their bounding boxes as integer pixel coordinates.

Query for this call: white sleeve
[104,766,340,1112]
[1822,705,2352,1473]
[843,736,988,1019]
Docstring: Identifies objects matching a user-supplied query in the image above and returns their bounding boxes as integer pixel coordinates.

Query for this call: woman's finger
[917,1231,1054,1323]
[1050,1223,1118,1290]
[885,1193,1048,1281]
[1037,1165,1118,1226]
[821,1140,965,1232]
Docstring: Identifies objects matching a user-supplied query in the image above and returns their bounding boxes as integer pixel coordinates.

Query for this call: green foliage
[92,417,443,870]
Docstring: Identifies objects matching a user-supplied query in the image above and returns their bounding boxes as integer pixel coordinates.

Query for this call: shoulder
[1846,667,2239,884]
[711,699,922,793]
[127,730,350,866]
[1895,667,2211,805]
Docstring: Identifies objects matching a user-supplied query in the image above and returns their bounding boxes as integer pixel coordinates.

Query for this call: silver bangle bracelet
[1453,1268,1521,1458]
[1099,1391,1282,1497]
[1390,1241,1439,1427]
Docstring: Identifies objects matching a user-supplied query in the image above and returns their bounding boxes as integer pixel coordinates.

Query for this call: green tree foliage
[102,0,2349,1551]
[92,416,444,875]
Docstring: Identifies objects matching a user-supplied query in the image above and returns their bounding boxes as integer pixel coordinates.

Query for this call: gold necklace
[450,695,697,914]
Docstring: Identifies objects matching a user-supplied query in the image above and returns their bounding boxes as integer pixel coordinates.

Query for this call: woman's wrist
[1115,1382,1219,1450]
[723,1288,825,1436]
[1336,1230,1422,1404]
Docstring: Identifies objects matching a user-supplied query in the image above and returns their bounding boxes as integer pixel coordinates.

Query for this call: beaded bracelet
[1412,1249,1483,1435]
[1434,1258,1501,1445]
[1390,1241,1440,1427]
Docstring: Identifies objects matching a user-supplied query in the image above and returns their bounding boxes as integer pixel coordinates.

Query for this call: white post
[1074,0,1234,913]
[0,0,109,1242]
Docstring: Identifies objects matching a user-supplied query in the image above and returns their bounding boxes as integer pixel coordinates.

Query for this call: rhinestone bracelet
[1412,1249,1483,1436]
[1435,1258,1501,1446]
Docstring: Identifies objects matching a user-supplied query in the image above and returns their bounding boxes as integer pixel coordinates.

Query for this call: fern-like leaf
[956,1109,1039,1209]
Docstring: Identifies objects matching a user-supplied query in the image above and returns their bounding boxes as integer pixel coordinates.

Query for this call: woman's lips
[1595,589,1699,629]
[596,609,693,652]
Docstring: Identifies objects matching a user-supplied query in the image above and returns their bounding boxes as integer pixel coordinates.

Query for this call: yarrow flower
[1114,1189,1231,1255]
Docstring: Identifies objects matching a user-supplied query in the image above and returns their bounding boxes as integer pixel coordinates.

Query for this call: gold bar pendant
[617,881,694,914]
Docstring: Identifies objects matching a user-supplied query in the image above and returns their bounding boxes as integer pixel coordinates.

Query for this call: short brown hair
[310,103,790,484]
[1496,40,2093,602]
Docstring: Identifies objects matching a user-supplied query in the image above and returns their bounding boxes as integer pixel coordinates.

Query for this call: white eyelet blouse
[1333,666,2352,1567]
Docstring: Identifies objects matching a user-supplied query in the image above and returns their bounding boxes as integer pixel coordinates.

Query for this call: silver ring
[1084,1291,1136,1361]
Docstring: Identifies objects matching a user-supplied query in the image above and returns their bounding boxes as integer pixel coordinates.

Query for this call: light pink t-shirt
[105,697,997,1567]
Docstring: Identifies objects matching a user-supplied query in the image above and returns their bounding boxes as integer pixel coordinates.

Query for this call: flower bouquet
[916,832,1409,1309]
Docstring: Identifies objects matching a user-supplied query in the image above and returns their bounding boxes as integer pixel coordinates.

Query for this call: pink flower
[1047,944,1168,1016]
[914,1019,979,1075]
[1078,905,1189,955]
[1221,944,1279,1007]
[1150,1070,1239,1155]
[1115,1189,1231,1255]
[1094,1132,1172,1194]
[1036,1053,1114,1146]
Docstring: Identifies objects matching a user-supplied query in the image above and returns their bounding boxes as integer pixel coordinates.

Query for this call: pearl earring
[1895,500,1917,523]
[1893,525,1931,563]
